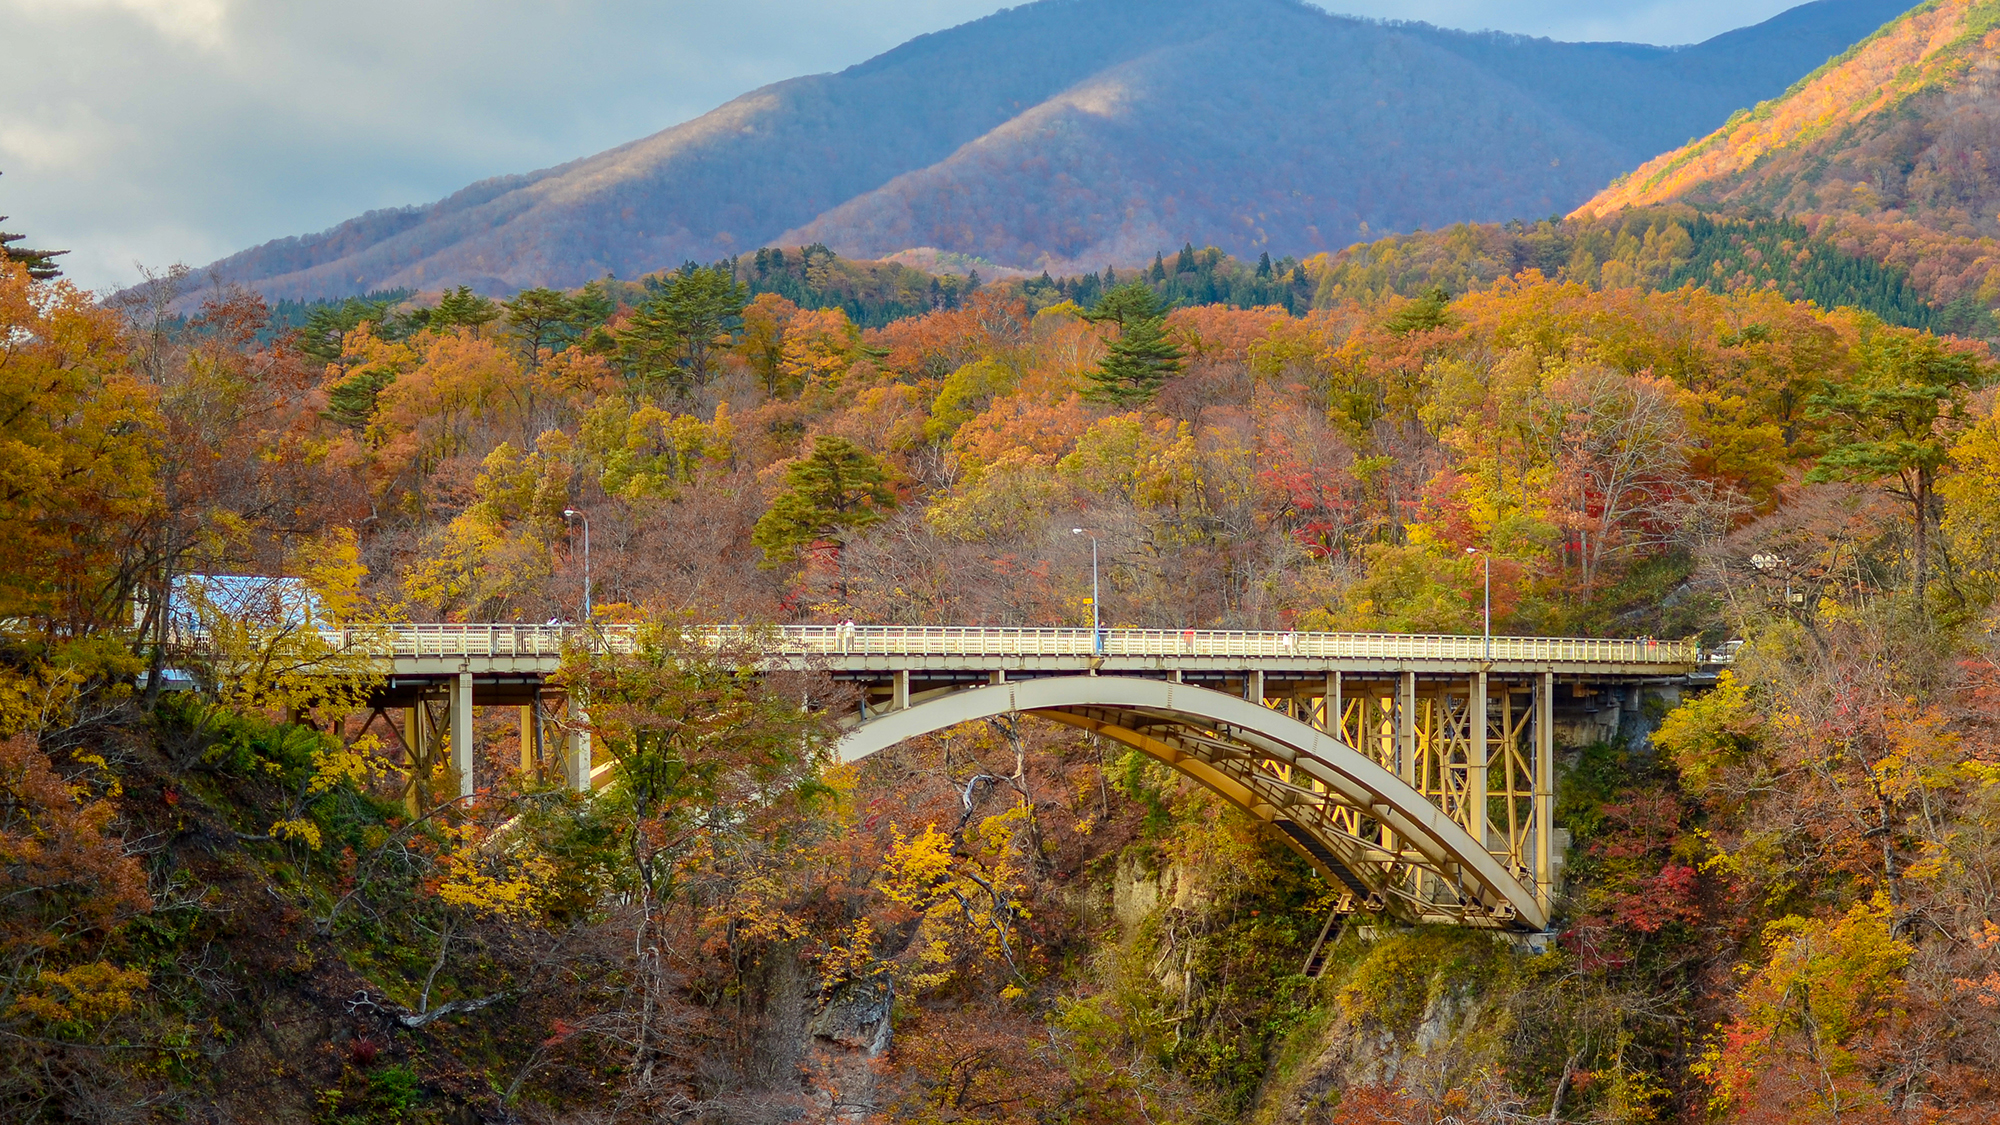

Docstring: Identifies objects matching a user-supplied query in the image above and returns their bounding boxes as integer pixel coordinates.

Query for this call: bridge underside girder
[836,676,1558,931]
[332,629,1671,931]
[351,673,591,807]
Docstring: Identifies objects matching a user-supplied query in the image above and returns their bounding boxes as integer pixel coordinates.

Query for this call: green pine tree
[1176,242,1197,274]
[1086,314,1183,406]
[503,284,611,368]
[325,368,395,431]
[1385,285,1451,334]
[1806,327,1989,602]
[752,435,898,566]
[501,287,575,366]
[1150,252,1168,283]
[430,285,502,333]
[0,224,64,281]
[1256,252,1273,279]
[1087,281,1166,329]
[0,173,65,281]
[297,297,392,363]
[616,261,748,399]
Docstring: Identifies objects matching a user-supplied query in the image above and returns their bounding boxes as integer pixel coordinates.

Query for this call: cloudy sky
[4,0,1819,292]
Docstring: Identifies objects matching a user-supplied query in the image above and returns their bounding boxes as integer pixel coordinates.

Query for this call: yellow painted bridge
[339,625,1704,932]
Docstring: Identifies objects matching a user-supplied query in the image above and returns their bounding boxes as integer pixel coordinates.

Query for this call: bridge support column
[565,699,591,793]
[1325,672,1341,740]
[1469,672,1487,853]
[1246,670,1264,704]
[519,705,535,777]
[1536,671,1555,911]
[892,670,910,711]
[452,671,475,801]
[1398,671,1416,786]
[402,705,427,816]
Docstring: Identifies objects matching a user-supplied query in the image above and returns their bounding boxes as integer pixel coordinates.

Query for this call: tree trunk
[140,563,171,711]
[1913,471,1930,606]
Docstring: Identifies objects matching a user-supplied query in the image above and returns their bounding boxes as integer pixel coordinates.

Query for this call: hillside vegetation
[1303,206,1983,333]
[1568,0,2000,335]
[1579,0,2000,222]
[11,206,2000,1120]
[187,0,1915,301]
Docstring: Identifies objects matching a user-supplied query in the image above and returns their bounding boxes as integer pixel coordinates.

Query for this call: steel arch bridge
[838,675,1553,930]
[323,624,1703,931]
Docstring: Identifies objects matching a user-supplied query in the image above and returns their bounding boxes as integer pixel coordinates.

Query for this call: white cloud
[0,112,123,174]
[10,0,232,46]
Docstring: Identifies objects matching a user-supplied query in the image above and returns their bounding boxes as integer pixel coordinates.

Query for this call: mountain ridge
[1575,0,2000,224]
[193,0,1919,301]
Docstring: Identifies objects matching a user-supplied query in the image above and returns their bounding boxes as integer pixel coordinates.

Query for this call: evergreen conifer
[752,435,897,565]
[0,175,65,281]
[1085,282,1182,406]
[431,285,502,333]
[1384,285,1451,334]
[616,262,749,398]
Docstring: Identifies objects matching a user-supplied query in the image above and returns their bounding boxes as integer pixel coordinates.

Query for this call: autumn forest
[11,0,2000,1121]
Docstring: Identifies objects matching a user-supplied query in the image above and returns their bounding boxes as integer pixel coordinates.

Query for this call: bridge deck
[335,624,1699,680]
[326,624,1697,925]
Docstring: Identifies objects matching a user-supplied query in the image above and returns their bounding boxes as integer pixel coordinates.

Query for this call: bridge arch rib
[838,676,1547,931]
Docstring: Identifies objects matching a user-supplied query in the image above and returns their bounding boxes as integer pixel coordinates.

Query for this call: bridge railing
[329,623,1698,666]
[773,625,1693,664]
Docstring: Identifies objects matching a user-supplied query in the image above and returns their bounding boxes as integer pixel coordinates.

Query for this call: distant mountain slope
[197,0,1915,300]
[1302,206,1956,331]
[1575,0,2000,229]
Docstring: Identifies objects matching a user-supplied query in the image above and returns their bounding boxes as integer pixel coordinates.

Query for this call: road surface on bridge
[331,623,1700,679]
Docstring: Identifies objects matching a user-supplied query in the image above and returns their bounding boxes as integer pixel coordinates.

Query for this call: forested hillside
[10,210,2000,1121]
[1578,0,2000,223]
[1302,206,1985,333]
[185,0,1914,301]
[1567,0,2000,347]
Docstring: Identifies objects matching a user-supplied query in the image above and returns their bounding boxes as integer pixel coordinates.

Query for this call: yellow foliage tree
[401,430,575,619]
[877,813,1034,995]
[431,822,560,920]
[1698,898,1913,1119]
[581,399,733,500]
[1942,399,2000,608]
[0,263,157,634]
[780,307,859,395]
[366,326,529,502]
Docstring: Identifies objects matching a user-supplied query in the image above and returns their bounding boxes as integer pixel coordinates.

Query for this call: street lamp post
[1071,528,1101,654]
[1751,552,1795,611]
[563,509,591,622]
[1466,547,1490,661]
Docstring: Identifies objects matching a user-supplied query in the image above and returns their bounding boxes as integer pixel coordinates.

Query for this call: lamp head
[564,509,581,518]
[1072,528,1084,535]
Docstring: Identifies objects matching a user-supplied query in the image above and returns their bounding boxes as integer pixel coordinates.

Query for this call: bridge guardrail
[328,624,1699,667]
